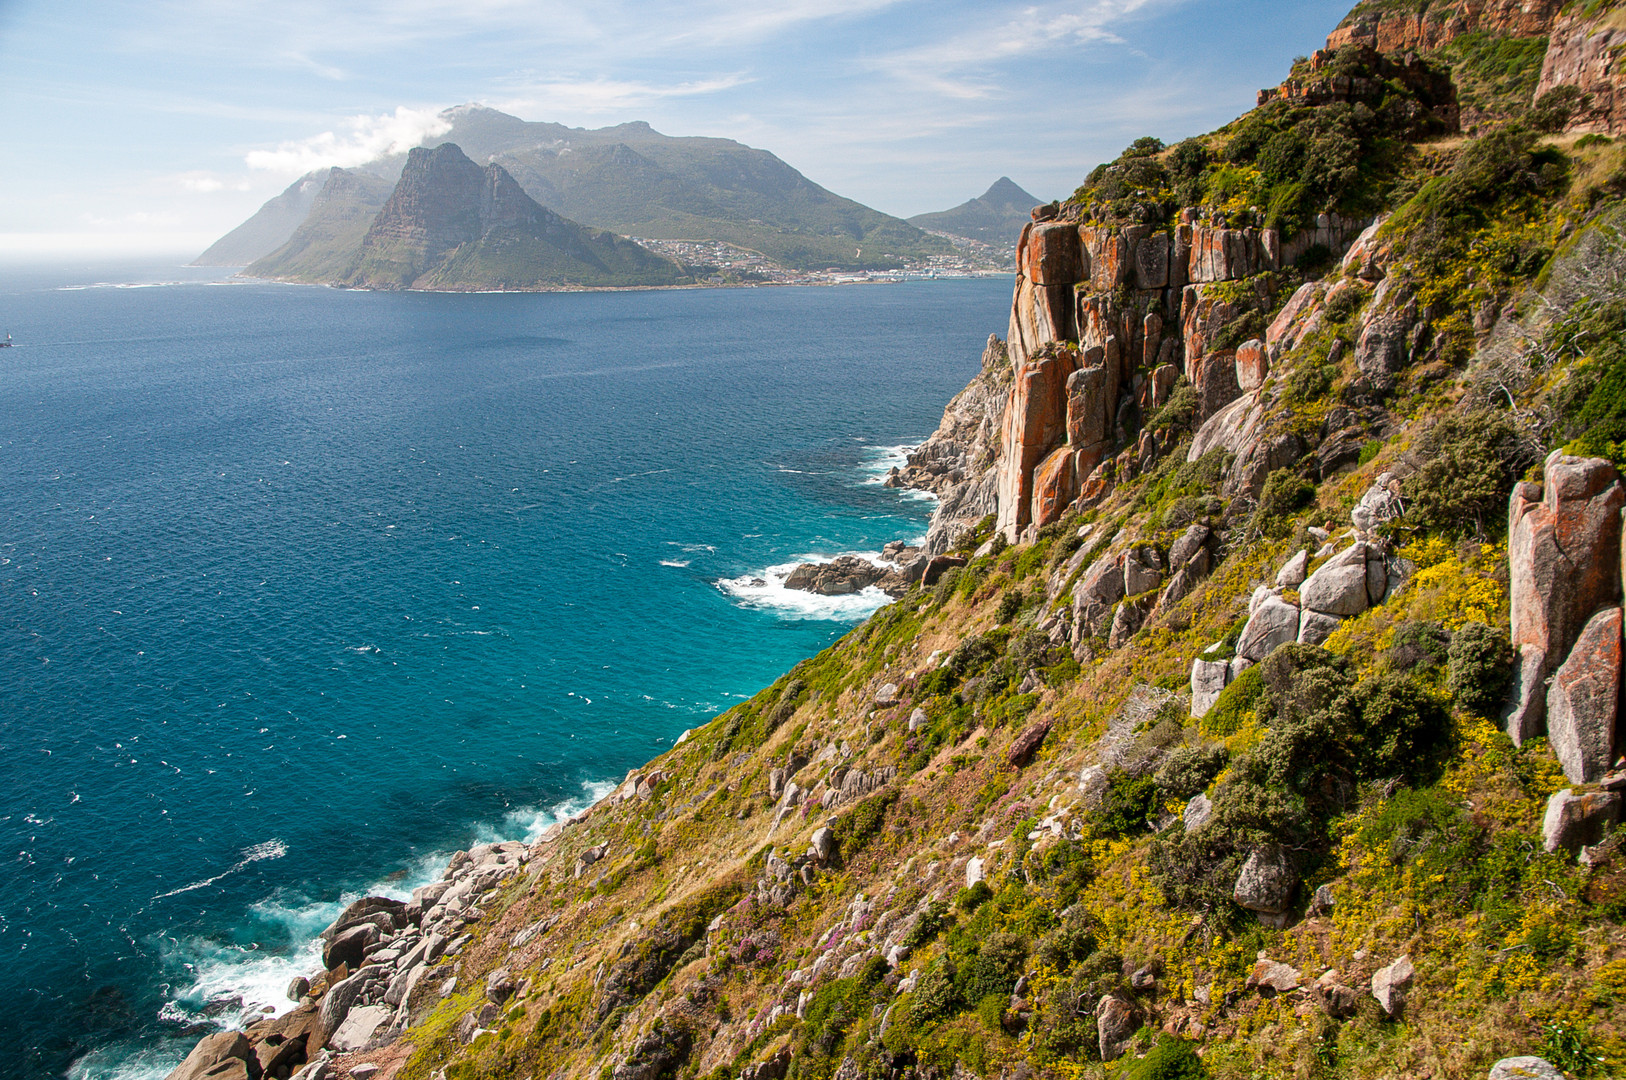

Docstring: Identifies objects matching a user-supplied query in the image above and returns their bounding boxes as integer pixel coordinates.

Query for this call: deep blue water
[0,265,1009,1080]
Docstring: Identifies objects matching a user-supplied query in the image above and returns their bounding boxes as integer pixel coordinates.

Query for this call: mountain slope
[908,177,1042,246]
[425,107,957,272]
[193,170,333,266]
[244,168,396,283]
[342,143,688,290]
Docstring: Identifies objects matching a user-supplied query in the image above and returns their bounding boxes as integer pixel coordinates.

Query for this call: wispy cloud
[494,73,754,118]
[243,106,451,173]
[868,0,1181,98]
[176,172,253,193]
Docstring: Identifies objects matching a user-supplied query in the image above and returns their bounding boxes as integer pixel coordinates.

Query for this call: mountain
[333,143,688,290]
[907,176,1042,245]
[244,168,396,283]
[163,2,1626,1079]
[193,170,333,266]
[204,108,959,274]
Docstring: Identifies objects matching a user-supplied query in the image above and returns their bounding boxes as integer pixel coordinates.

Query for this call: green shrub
[1094,772,1161,838]
[1147,378,1198,433]
[1402,410,1535,537]
[1122,1036,1209,1080]
[956,880,994,912]
[1447,621,1515,715]
[1251,469,1317,537]
[996,587,1025,624]
[1200,664,1263,736]
[1154,743,1229,799]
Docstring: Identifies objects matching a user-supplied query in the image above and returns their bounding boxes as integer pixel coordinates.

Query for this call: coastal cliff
[161,4,1626,1079]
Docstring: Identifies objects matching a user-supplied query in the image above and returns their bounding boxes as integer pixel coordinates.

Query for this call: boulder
[1169,525,1211,570]
[1108,595,1153,649]
[1236,595,1300,662]
[1007,719,1053,767]
[1507,454,1625,740]
[164,1032,261,1080]
[965,857,985,888]
[322,924,378,973]
[1300,543,1373,617]
[316,969,371,1046]
[287,977,310,1003]
[810,827,836,862]
[1312,970,1360,1018]
[1542,789,1623,854]
[1298,609,1342,647]
[1183,793,1213,832]
[485,968,515,1005]
[1370,954,1414,1018]
[1123,546,1162,596]
[1235,338,1269,391]
[1489,1058,1566,1080]
[874,683,901,707]
[1276,550,1308,588]
[1095,994,1140,1061]
[1190,659,1229,718]
[1233,846,1296,914]
[1246,959,1301,994]
[1546,606,1622,783]
[321,897,406,943]
[1503,643,1549,747]
[1024,222,1083,285]
[908,708,928,732]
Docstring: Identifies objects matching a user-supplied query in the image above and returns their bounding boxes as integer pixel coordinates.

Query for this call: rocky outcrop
[993,208,1365,541]
[1538,10,1626,135]
[1504,452,1624,751]
[895,336,1012,559]
[1546,606,1622,783]
[784,556,908,598]
[1325,0,1560,55]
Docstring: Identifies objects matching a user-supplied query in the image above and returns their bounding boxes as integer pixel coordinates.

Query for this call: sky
[0,0,1355,258]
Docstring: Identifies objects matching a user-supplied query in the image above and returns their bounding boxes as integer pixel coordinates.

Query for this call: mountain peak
[982,176,1039,207]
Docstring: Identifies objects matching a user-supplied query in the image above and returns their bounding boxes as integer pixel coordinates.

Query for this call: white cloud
[869,0,1180,96]
[495,73,754,118]
[177,172,253,193]
[244,106,451,174]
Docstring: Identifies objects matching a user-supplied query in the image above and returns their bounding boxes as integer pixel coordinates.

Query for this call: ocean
[0,264,1010,1080]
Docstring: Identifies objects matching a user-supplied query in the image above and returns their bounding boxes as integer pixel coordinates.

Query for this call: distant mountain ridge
[245,144,688,290]
[200,106,958,276]
[908,176,1042,247]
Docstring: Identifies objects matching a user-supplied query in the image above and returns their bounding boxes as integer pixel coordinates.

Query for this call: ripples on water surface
[0,264,1009,1079]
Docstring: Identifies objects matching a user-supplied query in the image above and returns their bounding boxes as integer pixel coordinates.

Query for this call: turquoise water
[0,265,1009,1080]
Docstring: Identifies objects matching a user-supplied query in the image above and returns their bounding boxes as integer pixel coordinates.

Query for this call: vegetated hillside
[248,144,690,291]
[425,107,956,273]
[909,178,1043,246]
[169,5,1626,1080]
[245,169,396,284]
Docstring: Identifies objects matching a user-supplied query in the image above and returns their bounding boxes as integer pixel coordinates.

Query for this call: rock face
[889,336,1012,558]
[1505,454,1624,742]
[1546,606,1622,783]
[1539,9,1626,136]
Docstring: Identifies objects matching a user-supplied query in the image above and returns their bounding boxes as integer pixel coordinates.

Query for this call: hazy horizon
[0,0,1352,258]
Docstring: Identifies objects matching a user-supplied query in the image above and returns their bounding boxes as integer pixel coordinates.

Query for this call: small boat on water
[0,332,12,347]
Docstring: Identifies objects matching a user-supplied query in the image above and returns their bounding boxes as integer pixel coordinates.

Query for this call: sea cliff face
[155,4,1626,1079]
